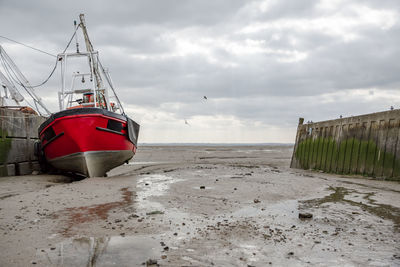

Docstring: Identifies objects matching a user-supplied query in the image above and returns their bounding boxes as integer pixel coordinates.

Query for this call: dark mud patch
[302,187,400,230]
[53,187,134,237]
[48,174,86,184]
[0,193,18,200]
[340,180,400,194]
[229,164,260,169]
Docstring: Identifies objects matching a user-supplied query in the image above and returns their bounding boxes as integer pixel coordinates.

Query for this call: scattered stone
[173,232,178,236]
[115,219,121,223]
[163,246,169,251]
[288,252,294,256]
[50,247,56,250]
[128,214,139,219]
[254,199,260,203]
[200,186,206,189]
[120,233,125,237]
[146,259,158,266]
[299,212,313,219]
[161,255,167,259]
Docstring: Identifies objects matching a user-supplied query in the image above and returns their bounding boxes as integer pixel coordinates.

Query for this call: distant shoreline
[138,143,294,147]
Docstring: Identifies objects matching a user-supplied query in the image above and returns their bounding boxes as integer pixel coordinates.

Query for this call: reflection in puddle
[37,235,161,266]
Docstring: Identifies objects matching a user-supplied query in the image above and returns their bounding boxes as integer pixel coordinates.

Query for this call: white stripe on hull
[48,150,134,177]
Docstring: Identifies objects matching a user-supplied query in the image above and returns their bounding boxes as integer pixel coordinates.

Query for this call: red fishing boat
[37,14,139,177]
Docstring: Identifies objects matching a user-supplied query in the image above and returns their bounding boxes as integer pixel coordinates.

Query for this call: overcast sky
[1,0,400,143]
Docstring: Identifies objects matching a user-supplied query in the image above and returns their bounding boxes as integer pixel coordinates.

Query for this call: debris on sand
[299,212,313,219]
[145,259,158,266]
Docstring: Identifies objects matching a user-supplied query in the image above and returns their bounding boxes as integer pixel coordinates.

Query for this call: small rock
[163,246,169,251]
[173,232,178,236]
[200,186,206,189]
[161,255,167,259]
[298,212,313,219]
[288,252,294,256]
[146,259,158,266]
[120,233,125,237]
[115,219,121,223]
[254,199,260,203]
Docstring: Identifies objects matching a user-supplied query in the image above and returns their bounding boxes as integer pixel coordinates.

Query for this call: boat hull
[48,150,134,177]
[38,108,140,177]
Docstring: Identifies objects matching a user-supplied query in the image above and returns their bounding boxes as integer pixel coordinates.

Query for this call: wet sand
[0,145,399,266]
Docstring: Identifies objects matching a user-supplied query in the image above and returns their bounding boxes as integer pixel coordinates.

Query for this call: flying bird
[203,96,207,100]
[184,119,190,125]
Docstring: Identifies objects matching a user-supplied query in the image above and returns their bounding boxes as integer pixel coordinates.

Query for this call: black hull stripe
[42,132,64,149]
[96,127,125,136]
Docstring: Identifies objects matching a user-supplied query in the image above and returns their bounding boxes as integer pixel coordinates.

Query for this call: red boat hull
[38,108,139,177]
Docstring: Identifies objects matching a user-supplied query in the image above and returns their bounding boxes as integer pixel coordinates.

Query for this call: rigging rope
[0,25,80,88]
[98,59,125,115]
[0,35,56,58]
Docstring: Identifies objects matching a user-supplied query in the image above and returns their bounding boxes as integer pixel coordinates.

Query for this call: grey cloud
[1,0,399,141]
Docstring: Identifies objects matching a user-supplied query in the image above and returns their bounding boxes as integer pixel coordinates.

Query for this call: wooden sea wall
[0,108,46,176]
[290,109,400,181]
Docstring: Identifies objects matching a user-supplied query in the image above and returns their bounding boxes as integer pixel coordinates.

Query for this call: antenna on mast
[74,20,79,53]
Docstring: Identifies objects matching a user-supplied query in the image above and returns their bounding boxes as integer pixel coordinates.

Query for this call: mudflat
[0,145,399,266]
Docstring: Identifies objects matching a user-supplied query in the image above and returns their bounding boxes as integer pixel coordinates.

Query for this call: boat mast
[79,14,109,110]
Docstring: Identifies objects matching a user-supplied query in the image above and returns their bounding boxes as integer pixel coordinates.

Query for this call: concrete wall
[0,108,46,176]
[290,109,400,181]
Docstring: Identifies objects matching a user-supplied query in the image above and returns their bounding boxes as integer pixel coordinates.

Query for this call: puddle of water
[37,235,161,266]
[136,174,182,211]
[231,200,298,223]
